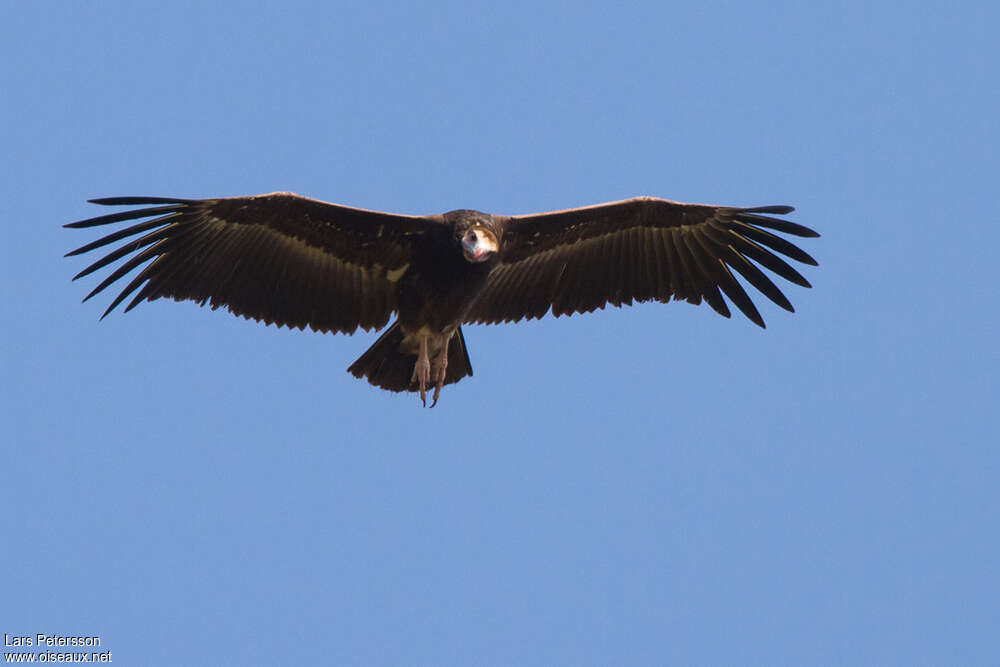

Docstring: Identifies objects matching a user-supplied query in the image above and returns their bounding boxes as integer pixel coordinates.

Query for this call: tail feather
[347,322,473,393]
[446,328,474,385]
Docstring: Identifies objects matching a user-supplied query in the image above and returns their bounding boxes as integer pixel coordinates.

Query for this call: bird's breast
[396,254,495,331]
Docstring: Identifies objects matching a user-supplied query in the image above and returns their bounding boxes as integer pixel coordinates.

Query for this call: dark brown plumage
[66,192,819,405]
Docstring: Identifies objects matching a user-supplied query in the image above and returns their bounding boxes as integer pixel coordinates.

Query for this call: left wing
[65,192,430,334]
[464,197,819,328]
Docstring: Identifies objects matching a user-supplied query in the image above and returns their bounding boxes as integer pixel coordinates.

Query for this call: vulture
[66,192,819,406]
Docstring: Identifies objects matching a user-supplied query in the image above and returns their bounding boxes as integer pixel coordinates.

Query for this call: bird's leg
[429,336,451,408]
[410,335,430,407]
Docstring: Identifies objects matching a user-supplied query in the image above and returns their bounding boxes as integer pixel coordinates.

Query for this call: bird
[66,192,819,406]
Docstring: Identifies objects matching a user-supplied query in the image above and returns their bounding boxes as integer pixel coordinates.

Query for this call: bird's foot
[428,338,450,408]
[410,337,431,407]
[430,358,448,408]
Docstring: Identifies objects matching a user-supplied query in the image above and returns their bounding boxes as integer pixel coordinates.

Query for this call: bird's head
[460,225,499,262]
[447,210,500,263]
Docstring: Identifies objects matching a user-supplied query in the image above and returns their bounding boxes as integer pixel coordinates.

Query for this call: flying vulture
[66,192,819,406]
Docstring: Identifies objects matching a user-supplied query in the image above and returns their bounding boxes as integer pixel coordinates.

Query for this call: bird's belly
[397,266,489,333]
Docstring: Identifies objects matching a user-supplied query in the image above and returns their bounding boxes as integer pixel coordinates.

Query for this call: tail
[347,322,473,392]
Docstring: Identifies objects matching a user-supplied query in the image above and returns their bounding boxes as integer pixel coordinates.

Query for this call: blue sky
[3,1,997,664]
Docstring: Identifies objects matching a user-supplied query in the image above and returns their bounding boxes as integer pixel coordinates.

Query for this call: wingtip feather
[743,205,795,215]
[88,196,195,206]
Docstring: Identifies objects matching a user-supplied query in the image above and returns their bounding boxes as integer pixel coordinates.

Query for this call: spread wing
[66,192,430,334]
[465,197,819,328]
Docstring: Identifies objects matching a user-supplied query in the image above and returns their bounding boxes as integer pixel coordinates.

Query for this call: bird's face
[460,226,499,263]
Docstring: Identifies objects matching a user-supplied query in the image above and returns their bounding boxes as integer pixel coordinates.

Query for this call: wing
[465,197,819,328]
[65,192,430,334]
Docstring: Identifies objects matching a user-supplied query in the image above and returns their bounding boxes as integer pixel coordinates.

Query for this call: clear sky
[3,1,998,664]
